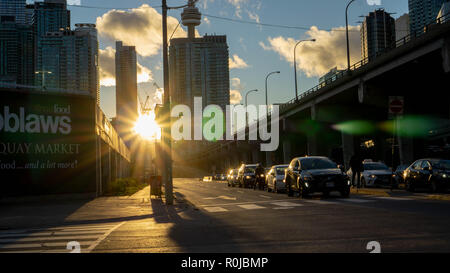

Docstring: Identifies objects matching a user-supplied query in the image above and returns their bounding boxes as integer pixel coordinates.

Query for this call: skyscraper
[408,0,446,34]
[395,14,410,41]
[39,24,99,101]
[34,0,70,87]
[361,9,396,61]
[115,41,138,145]
[169,2,230,110]
[0,0,26,24]
[0,18,34,85]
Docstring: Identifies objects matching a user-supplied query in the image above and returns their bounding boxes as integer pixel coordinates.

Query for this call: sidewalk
[350,187,450,201]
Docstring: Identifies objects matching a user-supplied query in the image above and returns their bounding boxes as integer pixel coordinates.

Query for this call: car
[393,164,409,185]
[347,160,393,188]
[227,169,239,187]
[403,158,450,193]
[285,156,351,198]
[266,164,289,193]
[237,164,259,188]
[203,176,213,182]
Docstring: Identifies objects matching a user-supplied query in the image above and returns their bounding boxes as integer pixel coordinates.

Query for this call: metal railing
[280,12,450,112]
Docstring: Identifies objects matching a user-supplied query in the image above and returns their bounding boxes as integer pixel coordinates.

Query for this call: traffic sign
[389,96,404,119]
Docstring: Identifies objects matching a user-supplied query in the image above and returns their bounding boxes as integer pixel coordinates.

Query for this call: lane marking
[273,207,294,210]
[198,198,296,207]
[203,196,237,201]
[303,200,341,205]
[338,199,374,203]
[371,196,413,201]
[204,207,229,213]
[238,204,266,210]
[259,195,272,199]
[272,201,303,207]
[85,221,126,253]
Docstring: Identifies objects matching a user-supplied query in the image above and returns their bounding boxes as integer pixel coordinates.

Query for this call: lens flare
[133,111,161,140]
[332,120,375,135]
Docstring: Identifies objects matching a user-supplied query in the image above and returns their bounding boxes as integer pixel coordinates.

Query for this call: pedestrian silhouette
[350,153,363,188]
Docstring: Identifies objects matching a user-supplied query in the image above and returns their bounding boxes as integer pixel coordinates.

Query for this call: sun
[133,111,161,140]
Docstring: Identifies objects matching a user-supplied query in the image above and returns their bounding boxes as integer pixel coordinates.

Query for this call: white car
[347,161,393,188]
[266,165,289,193]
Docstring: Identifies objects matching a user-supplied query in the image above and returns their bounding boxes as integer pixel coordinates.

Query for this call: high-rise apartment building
[169,2,230,110]
[409,0,445,34]
[361,9,396,61]
[0,0,26,24]
[39,24,99,101]
[395,14,410,41]
[0,18,34,84]
[114,41,138,144]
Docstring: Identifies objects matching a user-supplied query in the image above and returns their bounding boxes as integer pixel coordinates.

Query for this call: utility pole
[161,0,173,205]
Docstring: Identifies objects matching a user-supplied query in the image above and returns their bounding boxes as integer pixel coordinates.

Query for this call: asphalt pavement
[2,178,450,253]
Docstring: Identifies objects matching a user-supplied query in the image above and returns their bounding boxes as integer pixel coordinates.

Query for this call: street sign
[388,96,404,119]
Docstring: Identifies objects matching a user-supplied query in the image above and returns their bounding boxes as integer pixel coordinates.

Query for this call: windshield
[301,158,337,170]
[276,166,288,175]
[245,167,256,173]
[364,163,389,170]
[430,160,450,170]
[396,165,408,171]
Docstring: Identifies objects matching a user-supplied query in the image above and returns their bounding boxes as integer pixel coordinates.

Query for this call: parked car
[393,164,409,185]
[237,164,258,188]
[227,169,239,187]
[404,158,450,193]
[285,156,351,198]
[266,165,289,193]
[203,176,213,182]
[347,160,393,188]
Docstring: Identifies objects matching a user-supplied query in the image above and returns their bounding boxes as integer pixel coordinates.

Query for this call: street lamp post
[35,70,52,89]
[265,71,280,120]
[346,0,357,71]
[244,89,258,126]
[244,89,258,107]
[161,0,199,205]
[294,39,315,101]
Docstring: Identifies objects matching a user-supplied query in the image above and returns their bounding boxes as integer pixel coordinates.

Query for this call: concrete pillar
[265,152,273,167]
[342,132,355,170]
[283,140,292,164]
[307,104,318,155]
[398,136,414,165]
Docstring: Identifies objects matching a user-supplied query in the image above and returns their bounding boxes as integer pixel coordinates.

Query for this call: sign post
[388,96,404,172]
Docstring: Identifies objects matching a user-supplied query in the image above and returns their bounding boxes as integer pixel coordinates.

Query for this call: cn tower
[181,0,202,39]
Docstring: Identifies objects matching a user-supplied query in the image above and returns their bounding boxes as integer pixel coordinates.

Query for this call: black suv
[237,164,258,188]
[404,159,450,192]
[285,156,351,198]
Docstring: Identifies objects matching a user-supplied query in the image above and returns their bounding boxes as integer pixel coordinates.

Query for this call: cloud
[203,17,211,25]
[229,54,249,69]
[99,47,153,87]
[67,0,81,5]
[230,90,242,104]
[229,77,243,104]
[259,25,361,77]
[96,4,191,57]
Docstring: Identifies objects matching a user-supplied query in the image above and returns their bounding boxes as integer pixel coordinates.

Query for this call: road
[2,178,450,253]
[169,178,450,252]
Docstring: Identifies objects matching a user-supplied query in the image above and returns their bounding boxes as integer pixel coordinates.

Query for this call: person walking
[254,164,265,190]
[350,153,363,188]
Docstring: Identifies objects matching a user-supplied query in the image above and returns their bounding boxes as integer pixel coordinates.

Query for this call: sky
[54,0,409,119]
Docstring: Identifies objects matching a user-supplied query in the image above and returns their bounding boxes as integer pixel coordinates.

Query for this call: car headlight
[347,179,351,186]
[304,182,309,188]
[442,173,447,178]
[303,175,313,181]
[370,174,376,179]
[260,174,264,177]
[246,176,251,179]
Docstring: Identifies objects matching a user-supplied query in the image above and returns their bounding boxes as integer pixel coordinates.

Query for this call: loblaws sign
[0,89,96,197]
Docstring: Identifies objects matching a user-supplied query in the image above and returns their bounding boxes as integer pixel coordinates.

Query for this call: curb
[350,188,450,201]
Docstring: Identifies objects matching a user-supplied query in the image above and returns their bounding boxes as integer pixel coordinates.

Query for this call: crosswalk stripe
[204,207,229,213]
[259,195,272,199]
[303,200,340,205]
[371,196,413,201]
[272,201,303,207]
[238,204,266,210]
[339,199,374,203]
[0,235,100,244]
